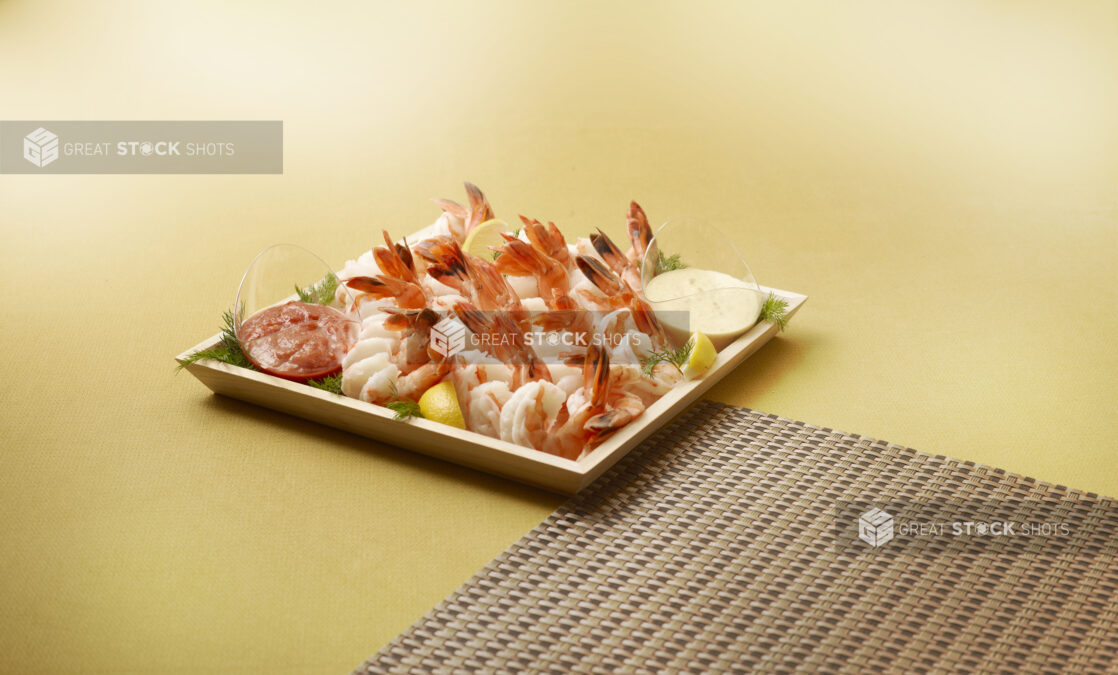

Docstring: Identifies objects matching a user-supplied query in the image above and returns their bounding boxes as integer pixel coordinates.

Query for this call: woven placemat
[357,401,1118,673]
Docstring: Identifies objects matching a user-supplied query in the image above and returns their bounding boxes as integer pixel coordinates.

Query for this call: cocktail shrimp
[466,380,512,439]
[518,216,572,270]
[416,236,523,314]
[589,229,642,291]
[575,255,668,349]
[381,307,441,372]
[542,343,645,459]
[454,301,551,389]
[625,201,655,265]
[493,233,569,304]
[431,182,495,243]
[582,201,654,290]
[346,231,429,310]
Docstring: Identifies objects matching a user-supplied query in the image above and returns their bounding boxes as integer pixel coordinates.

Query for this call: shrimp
[335,250,382,312]
[581,201,653,290]
[493,232,590,334]
[394,361,451,400]
[431,182,495,242]
[330,190,676,460]
[344,350,449,404]
[429,292,470,313]
[342,306,448,403]
[466,380,512,439]
[499,380,567,450]
[415,236,471,295]
[584,391,644,445]
[373,230,420,285]
[587,308,654,366]
[625,201,655,265]
[574,255,669,349]
[342,336,397,371]
[345,275,427,310]
[417,235,523,313]
[431,199,467,242]
[454,301,551,389]
[345,231,429,310]
[608,361,683,406]
[343,351,398,400]
[572,236,603,264]
[445,349,514,437]
[590,229,642,291]
[518,216,572,269]
[471,253,525,314]
[358,311,399,341]
[381,307,441,373]
[493,233,569,302]
[541,343,646,459]
[529,287,591,335]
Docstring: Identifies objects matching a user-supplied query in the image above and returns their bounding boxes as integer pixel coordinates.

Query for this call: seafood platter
[177,184,806,493]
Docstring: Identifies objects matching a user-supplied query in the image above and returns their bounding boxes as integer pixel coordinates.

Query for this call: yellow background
[1,0,1115,672]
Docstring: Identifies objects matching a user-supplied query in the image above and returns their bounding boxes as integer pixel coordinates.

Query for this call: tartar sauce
[643,268,762,348]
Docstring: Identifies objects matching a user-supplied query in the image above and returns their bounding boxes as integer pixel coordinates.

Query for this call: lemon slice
[462,218,512,259]
[681,330,717,380]
[418,381,466,429]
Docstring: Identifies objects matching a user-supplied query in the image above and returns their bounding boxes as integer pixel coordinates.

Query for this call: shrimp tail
[575,255,624,296]
[589,228,628,276]
[346,275,426,309]
[495,235,568,302]
[426,259,471,294]
[626,201,653,261]
[413,235,457,264]
[492,236,538,277]
[584,407,639,444]
[345,275,399,296]
[373,230,418,284]
[381,307,440,331]
[452,301,491,336]
[584,343,610,410]
[522,217,570,267]
[431,198,467,219]
[392,232,415,278]
[472,256,523,311]
[419,237,472,294]
[521,354,553,386]
[464,182,495,236]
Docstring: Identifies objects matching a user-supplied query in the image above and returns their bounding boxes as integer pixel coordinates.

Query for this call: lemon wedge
[418,381,466,429]
[681,330,717,380]
[462,218,512,259]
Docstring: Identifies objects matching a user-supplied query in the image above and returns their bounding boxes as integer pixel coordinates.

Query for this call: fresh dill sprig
[295,272,339,306]
[642,340,694,376]
[759,292,789,331]
[177,310,255,371]
[386,400,423,421]
[655,251,687,274]
[306,372,344,395]
[384,380,424,420]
